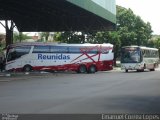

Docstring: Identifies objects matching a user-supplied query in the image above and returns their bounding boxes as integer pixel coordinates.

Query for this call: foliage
[147,35,160,49]
[13,32,32,43]
[39,32,50,42]
[148,38,160,48]
[117,6,152,46]
[155,38,160,48]
[54,31,86,43]
[0,34,6,51]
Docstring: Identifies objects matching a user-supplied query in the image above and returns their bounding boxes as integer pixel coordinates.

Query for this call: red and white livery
[5,42,114,73]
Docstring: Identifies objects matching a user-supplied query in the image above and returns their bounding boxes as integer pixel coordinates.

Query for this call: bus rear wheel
[150,64,155,71]
[150,67,155,71]
[88,65,96,73]
[23,65,32,72]
[78,65,87,73]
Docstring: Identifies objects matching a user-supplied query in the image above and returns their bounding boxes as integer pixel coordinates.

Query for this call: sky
[116,0,160,35]
[0,0,160,35]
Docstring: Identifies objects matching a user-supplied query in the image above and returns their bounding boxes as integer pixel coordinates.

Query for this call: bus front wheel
[23,65,32,72]
[125,69,128,72]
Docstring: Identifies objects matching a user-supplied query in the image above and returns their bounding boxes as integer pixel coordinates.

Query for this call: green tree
[0,20,16,48]
[154,38,160,48]
[117,6,152,47]
[13,32,31,43]
[39,32,50,42]
[147,35,160,48]
[54,31,85,43]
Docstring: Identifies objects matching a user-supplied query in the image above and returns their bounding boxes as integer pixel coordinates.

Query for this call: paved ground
[0,68,160,114]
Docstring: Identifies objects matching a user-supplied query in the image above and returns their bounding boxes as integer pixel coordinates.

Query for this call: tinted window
[33,46,50,53]
[68,46,98,54]
[87,47,98,54]
[50,46,68,53]
[16,46,31,53]
[7,46,31,62]
[68,46,81,53]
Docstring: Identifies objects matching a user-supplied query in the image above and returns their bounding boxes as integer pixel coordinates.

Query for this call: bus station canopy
[0,0,116,32]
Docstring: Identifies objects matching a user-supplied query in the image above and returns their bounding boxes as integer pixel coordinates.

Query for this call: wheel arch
[23,64,33,72]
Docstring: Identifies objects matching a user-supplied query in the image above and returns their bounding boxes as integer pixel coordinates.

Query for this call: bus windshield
[121,47,141,63]
[7,46,31,62]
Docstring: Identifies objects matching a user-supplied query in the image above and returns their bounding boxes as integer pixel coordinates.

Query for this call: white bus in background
[5,42,114,73]
[121,46,159,72]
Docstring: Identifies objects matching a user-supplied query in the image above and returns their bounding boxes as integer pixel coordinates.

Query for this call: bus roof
[122,46,158,51]
[8,42,113,47]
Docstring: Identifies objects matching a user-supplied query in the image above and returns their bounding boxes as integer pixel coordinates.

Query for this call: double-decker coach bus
[5,42,114,73]
[121,46,159,72]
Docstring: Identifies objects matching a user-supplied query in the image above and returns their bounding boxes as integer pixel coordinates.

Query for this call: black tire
[88,65,96,73]
[150,64,155,71]
[150,69,155,71]
[125,69,128,72]
[137,69,144,72]
[144,64,146,69]
[78,65,87,73]
[23,65,32,72]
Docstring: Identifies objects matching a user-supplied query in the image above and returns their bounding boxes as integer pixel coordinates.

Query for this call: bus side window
[68,46,81,53]
[153,51,158,58]
[50,46,68,53]
[156,51,159,58]
[88,47,98,54]
[149,50,152,58]
[142,50,144,56]
[101,47,109,54]
[146,50,149,57]
[152,51,154,57]
[33,46,50,53]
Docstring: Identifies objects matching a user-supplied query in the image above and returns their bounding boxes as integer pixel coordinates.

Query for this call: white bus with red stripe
[5,42,114,73]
